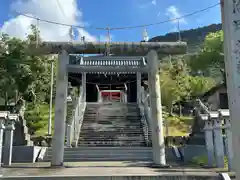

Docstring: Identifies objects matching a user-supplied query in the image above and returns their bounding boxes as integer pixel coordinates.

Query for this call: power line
[55,0,68,19]
[15,3,220,31]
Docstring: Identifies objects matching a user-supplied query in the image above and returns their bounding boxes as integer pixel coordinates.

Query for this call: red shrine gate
[99,90,126,102]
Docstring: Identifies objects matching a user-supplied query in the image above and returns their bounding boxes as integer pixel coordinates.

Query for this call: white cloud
[165,5,187,24]
[151,0,157,5]
[139,0,156,8]
[0,0,96,42]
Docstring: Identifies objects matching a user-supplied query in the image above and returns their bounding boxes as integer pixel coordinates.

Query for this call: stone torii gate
[221,0,240,178]
[29,42,187,167]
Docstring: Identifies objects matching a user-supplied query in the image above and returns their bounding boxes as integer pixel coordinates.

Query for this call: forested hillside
[149,23,222,53]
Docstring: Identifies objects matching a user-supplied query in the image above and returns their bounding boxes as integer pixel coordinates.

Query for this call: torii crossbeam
[28,41,187,55]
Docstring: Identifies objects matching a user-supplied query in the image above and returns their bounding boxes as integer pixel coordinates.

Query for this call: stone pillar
[221,0,240,175]
[82,73,86,102]
[203,114,214,167]
[51,50,69,167]
[147,50,166,166]
[211,112,224,168]
[219,109,233,171]
[136,72,141,104]
[0,112,8,166]
[66,124,71,147]
[3,114,18,166]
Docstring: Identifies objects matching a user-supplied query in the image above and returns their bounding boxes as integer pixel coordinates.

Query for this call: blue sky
[0,0,221,42]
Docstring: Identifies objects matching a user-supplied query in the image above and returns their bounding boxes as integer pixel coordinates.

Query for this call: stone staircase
[43,146,153,161]
[78,102,145,147]
[43,102,156,162]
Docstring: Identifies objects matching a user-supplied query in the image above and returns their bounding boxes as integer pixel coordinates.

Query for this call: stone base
[50,162,65,168]
[2,146,42,163]
[149,163,172,168]
[178,145,207,162]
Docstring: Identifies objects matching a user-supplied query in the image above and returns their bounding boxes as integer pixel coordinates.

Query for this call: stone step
[78,139,145,142]
[77,145,146,148]
[44,156,151,162]
[79,132,143,135]
[43,147,177,162]
[48,146,152,152]
[79,131,144,134]
[46,151,151,156]
[82,120,141,122]
[77,143,146,147]
[83,116,140,119]
[81,123,142,125]
[86,103,138,107]
[85,107,139,110]
[80,129,143,132]
[85,109,139,112]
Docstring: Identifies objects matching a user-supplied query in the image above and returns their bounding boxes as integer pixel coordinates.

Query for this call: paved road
[0,161,234,179]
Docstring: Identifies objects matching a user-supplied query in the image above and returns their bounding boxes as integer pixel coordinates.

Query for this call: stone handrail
[66,87,86,147]
[202,108,233,171]
[139,86,152,146]
[191,99,210,135]
[195,99,210,114]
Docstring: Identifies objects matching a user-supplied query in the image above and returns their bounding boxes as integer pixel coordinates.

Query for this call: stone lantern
[3,113,18,166]
[0,111,8,166]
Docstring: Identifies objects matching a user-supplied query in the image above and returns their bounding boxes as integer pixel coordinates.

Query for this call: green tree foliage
[160,56,216,113]
[0,25,56,104]
[0,25,57,135]
[187,30,224,78]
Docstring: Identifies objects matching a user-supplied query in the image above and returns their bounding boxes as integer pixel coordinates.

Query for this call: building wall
[206,87,227,110]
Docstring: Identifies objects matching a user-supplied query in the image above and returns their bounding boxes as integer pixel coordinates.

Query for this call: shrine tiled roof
[69,55,146,67]
[68,55,148,74]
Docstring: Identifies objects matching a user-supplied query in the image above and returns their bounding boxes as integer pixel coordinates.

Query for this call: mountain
[148,23,222,53]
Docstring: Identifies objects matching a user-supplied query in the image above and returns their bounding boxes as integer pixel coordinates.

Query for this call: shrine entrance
[69,55,148,103]
[30,41,187,167]
[99,90,126,102]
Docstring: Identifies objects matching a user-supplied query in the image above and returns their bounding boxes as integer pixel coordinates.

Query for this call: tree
[160,58,191,114]
[160,56,216,115]
[187,30,224,79]
[0,25,55,105]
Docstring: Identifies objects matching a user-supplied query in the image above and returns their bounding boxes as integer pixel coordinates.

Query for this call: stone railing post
[137,72,141,105]
[3,114,18,166]
[210,111,225,168]
[202,114,214,167]
[0,112,8,166]
[82,72,86,102]
[66,124,72,147]
[219,109,233,171]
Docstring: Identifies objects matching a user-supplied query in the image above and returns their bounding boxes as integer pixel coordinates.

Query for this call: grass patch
[191,155,228,168]
[25,103,54,137]
[164,115,193,136]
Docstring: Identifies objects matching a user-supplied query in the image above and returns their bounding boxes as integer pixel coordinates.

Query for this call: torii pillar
[221,0,240,177]
[147,50,166,166]
[51,50,69,167]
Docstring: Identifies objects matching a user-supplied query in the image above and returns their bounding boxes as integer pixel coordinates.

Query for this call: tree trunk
[4,92,8,111]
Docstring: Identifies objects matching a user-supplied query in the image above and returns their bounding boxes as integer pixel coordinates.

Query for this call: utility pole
[177,20,181,42]
[48,59,54,135]
[142,28,149,42]
[105,28,111,56]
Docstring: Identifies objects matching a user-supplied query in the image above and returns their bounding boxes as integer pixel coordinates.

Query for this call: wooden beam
[67,64,148,73]
[28,42,187,55]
